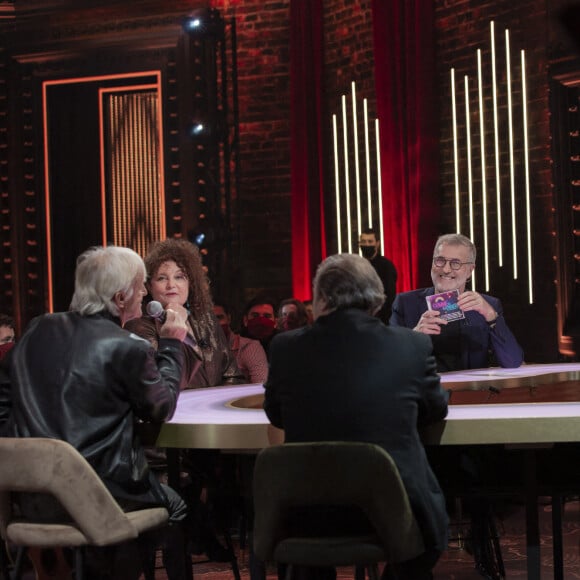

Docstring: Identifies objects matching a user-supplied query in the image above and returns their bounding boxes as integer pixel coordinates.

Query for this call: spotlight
[191,123,205,136]
[185,18,202,30]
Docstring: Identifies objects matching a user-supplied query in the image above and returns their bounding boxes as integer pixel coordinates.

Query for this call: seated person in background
[126,238,242,388]
[213,299,268,384]
[390,233,523,371]
[0,313,15,360]
[276,298,309,332]
[126,238,242,562]
[0,246,192,580]
[391,233,523,578]
[264,253,449,580]
[239,295,278,358]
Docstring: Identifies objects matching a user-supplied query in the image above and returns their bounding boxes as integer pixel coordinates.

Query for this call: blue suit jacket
[390,288,524,369]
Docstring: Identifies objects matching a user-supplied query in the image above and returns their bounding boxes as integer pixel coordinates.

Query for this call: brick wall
[212,0,293,308]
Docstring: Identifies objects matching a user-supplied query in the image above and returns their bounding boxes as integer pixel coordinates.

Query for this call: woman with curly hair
[126,238,242,388]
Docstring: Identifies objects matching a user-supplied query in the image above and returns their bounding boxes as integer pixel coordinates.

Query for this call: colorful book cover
[426,289,465,322]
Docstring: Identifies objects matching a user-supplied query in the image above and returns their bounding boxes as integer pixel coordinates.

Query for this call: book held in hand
[426,290,465,322]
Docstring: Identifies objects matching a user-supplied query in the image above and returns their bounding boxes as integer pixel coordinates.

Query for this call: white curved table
[156,363,580,450]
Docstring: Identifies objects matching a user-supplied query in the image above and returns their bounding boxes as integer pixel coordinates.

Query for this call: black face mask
[360,246,376,259]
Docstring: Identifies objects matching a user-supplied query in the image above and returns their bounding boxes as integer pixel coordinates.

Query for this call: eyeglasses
[432,257,473,270]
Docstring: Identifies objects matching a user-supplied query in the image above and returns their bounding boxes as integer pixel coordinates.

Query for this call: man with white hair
[264,253,449,580]
[0,245,193,579]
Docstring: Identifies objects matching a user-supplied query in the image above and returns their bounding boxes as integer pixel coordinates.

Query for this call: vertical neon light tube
[478,49,490,291]
[363,98,372,227]
[465,75,476,292]
[342,95,353,252]
[521,50,533,303]
[491,21,503,266]
[351,82,362,238]
[375,119,385,251]
[506,29,518,278]
[451,68,461,234]
[332,114,342,253]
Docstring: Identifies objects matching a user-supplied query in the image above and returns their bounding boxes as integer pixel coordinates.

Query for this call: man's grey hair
[70,246,146,316]
[433,233,476,263]
[313,253,385,315]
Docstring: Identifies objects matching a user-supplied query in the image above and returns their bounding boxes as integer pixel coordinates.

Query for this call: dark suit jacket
[264,307,450,554]
[390,288,524,370]
[369,254,397,323]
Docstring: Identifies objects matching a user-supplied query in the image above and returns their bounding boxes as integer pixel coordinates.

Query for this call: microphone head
[146,300,165,320]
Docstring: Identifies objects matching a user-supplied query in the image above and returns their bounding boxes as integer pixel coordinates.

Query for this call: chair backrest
[253,441,425,564]
[0,437,138,545]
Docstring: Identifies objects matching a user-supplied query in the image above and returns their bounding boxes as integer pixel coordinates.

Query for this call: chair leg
[74,547,84,580]
[11,546,27,580]
[355,564,366,580]
[223,529,241,580]
[0,540,11,580]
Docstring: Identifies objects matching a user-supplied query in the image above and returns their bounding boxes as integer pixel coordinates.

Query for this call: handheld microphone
[146,300,166,323]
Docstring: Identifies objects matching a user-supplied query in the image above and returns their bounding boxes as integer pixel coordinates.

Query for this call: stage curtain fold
[371,0,440,291]
[290,0,326,300]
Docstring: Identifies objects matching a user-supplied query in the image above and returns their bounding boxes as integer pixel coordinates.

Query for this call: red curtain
[371,0,440,290]
[290,0,326,301]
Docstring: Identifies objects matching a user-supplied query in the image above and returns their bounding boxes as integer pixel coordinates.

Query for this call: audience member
[0,313,15,360]
[359,228,398,323]
[390,233,523,371]
[264,253,449,580]
[126,238,242,388]
[213,300,268,384]
[0,246,192,579]
[276,298,309,332]
[239,295,278,357]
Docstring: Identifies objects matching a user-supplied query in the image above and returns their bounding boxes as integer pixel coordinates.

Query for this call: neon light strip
[332,114,342,253]
[477,50,490,291]
[42,71,161,312]
[465,75,476,291]
[491,21,503,266]
[375,119,385,250]
[342,95,352,252]
[521,50,533,303]
[41,82,53,312]
[351,82,362,238]
[363,98,372,227]
[506,29,517,278]
[451,68,461,233]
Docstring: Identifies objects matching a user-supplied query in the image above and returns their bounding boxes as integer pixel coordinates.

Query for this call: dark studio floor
[9,497,580,579]
[148,498,580,580]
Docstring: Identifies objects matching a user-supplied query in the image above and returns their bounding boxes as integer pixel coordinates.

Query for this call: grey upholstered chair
[0,437,169,580]
[252,441,425,580]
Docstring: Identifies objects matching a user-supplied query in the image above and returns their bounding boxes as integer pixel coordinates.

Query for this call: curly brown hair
[144,238,213,317]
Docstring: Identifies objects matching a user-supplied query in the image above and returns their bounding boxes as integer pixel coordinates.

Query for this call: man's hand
[158,302,189,342]
[414,310,448,334]
[458,291,497,322]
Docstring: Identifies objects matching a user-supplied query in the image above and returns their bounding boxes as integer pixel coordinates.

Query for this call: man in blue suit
[390,233,523,371]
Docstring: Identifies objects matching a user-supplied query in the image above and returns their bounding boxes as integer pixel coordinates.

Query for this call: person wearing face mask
[276,298,309,332]
[213,300,268,384]
[239,296,279,358]
[0,314,15,361]
[359,228,398,324]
